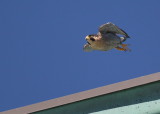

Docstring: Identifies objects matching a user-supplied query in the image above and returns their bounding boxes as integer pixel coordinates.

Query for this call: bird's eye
[90,37,95,41]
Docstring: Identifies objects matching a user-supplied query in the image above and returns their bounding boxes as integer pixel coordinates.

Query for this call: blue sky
[0,0,160,112]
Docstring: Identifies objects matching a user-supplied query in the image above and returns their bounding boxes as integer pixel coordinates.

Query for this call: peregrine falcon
[83,22,131,52]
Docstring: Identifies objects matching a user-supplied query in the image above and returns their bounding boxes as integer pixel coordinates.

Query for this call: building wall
[31,81,160,114]
[91,99,160,114]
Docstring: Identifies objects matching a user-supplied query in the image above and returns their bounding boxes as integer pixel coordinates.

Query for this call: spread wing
[99,22,130,38]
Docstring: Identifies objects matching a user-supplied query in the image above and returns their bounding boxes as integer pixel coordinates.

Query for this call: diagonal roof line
[2,72,160,114]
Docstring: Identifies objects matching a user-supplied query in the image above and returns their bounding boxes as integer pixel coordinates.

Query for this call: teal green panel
[31,81,160,114]
[90,99,160,114]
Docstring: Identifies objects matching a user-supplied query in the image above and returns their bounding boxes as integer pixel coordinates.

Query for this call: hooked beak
[85,36,91,45]
[85,35,90,40]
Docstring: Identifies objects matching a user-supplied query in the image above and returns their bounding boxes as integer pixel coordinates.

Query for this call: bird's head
[85,34,97,44]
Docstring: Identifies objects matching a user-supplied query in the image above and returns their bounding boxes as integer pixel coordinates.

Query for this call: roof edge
[2,72,160,114]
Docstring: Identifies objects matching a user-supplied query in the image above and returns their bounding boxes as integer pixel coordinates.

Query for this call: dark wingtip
[126,35,130,38]
[119,28,130,38]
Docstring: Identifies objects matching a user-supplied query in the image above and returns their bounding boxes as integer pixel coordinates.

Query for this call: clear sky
[0,0,160,112]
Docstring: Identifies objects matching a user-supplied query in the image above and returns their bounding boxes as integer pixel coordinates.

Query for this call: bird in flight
[83,22,131,52]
